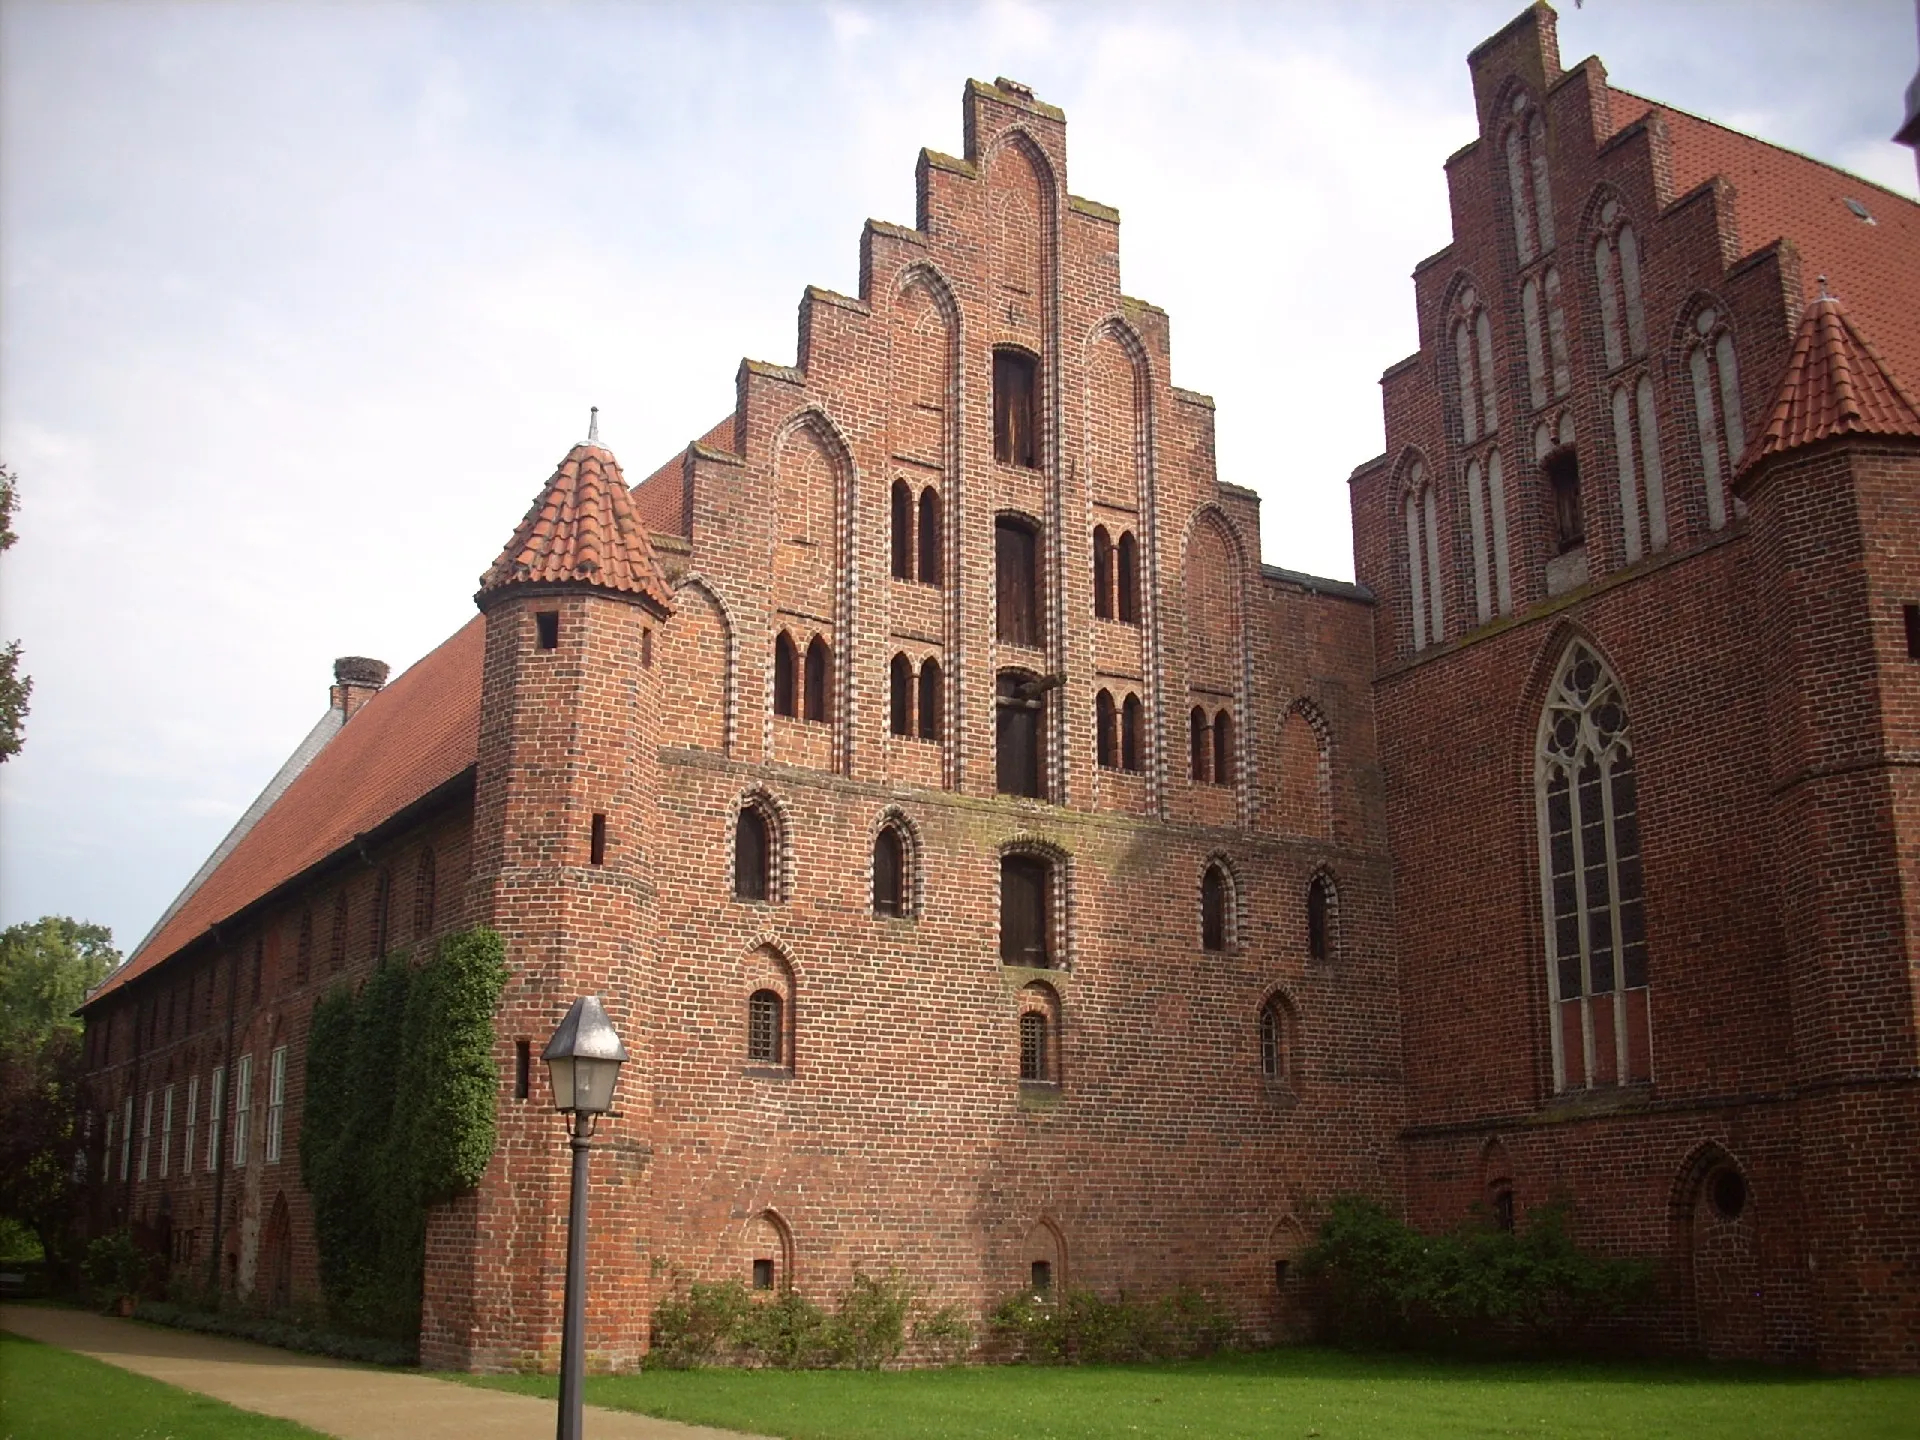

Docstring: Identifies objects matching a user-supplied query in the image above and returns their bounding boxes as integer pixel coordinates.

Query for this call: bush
[1297,1193,1656,1355]
[984,1284,1238,1365]
[82,1228,154,1302]
[648,1268,964,1369]
[135,1299,414,1367]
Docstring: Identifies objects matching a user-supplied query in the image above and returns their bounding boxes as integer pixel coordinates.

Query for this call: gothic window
[1095,689,1118,769]
[1093,526,1113,619]
[1519,269,1570,411]
[1465,450,1512,623]
[1545,446,1584,552]
[1307,872,1333,962]
[1537,642,1651,1091]
[996,517,1042,647]
[1450,286,1500,445]
[1611,378,1668,563]
[1592,200,1647,371]
[747,990,784,1065]
[1189,705,1211,783]
[369,869,391,959]
[328,893,348,973]
[993,347,1040,468]
[918,486,943,586]
[773,631,798,718]
[891,480,913,580]
[1201,863,1230,952]
[996,669,1046,799]
[294,911,312,986]
[1403,460,1446,650]
[413,847,436,939]
[1685,305,1746,531]
[1212,710,1234,787]
[1116,531,1139,624]
[804,635,832,723]
[890,653,914,736]
[734,805,771,903]
[1120,694,1142,773]
[917,658,942,742]
[872,825,905,917]
[1258,995,1293,1085]
[1503,94,1555,264]
[999,853,1052,966]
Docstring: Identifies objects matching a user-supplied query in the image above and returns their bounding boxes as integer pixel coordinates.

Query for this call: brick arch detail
[998,834,1075,972]
[769,406,860,774]
[867,805,925,920]
[730,787,796,905]
[1180,503,1254,829]
[671,572,740,759]
[1198,851,1245,953]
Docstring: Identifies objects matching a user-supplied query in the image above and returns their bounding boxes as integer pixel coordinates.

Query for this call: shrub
[82,1228,153,1302]
[649,1267,964,1369]
[984,1284,1238,1365]
[135,1299,414,1367]
[1297,1193,1656,1355]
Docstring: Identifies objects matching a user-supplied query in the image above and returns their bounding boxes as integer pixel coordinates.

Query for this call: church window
[1403,461,1445,650]
[1095,689,1117,769]
[804,635,832,723]
[1116,531,1139,624]
[890,653,914,736]
[773,632,798,718]
[589,814,607,867]
[747,989,784,1065]
[994,347,1040,468]
[999,853,1052,966]
[872,825,905,917]
[1093,527,1113,619]
[1189,705,1211,783]
[413,847,437,934]
[1213,710,1234,786]
[1538,641,1651,1091]
[891,480,913,580]
[1201,863,1230,952]
[535,611,559,651]
[1611,379,1668,563]
[734,805,771,903]
[1307,873,1333,962]
[996,670,1046,799]
[1686,306,1745,531]
[918,658,942,742]
[1121,693,1142,773]
[1545,446,1583,553]
[996,517,1042,647]
[918,486,943,586]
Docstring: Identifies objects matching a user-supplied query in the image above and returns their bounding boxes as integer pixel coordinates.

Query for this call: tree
[0,918,120,1267]
[0,464,29,761]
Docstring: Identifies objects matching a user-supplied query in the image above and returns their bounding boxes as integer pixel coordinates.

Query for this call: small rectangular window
[1274,1259,1290,1290]
[514,1040,530,1101]
[753,1258,775,1291]
[993,349,1039,468]
[1905,604,1920,660]
[590,813,607,866]
[536,611,560,650]
[1030,1259,1052,1292]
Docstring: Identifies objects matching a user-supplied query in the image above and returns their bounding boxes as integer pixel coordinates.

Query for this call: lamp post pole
[556,1111,595,1440]
[541,995,628,1440]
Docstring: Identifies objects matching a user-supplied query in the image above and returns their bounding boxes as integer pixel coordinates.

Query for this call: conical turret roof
[1739,291,1920,477]
[479,439,674,612]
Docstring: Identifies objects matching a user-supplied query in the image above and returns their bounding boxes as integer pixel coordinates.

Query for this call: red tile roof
[94,616,488,1001]
[479,443,674,610]
[1610,89,1920,391]
[630,415,735,538]
[1740,294,1920,474]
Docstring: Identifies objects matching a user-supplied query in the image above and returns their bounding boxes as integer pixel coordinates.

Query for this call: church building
[78,4,1920,1372]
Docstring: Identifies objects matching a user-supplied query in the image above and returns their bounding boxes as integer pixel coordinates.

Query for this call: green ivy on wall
[301,927,509,1345]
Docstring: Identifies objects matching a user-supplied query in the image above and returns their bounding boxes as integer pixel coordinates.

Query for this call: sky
[3,0,1917,956]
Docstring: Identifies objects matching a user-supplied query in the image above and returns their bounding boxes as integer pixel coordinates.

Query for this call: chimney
[331,656,390,721]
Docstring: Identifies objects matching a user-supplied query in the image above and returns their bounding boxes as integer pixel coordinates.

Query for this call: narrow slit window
[993,348,1040,469]
[514,1040,530,1100]
[917,659,942,742]
[1213,710,1234,787]
[642,628,653,668]
[1546,446,1583,552]
[1093,527,1113,619]
[873,826,905,917]
[1307,875,1331,962]
[1189,706,1211,783]
[1259,1000,1284,1081]
[773,632,798,718]
[1201,864,1228,952]
[1121,694,1142,773]
[589,813,607,866]
[734,807,770,902]
[1095,689,1117,769]
[804,635,832,723]
[891,480,913,580]
[414,848,437,935]
[918,487,943,586]
[535,611,560,650]
[1116,532,1139,624]
[1905,604,1920,660]
[890,653,914,737]
[747,989,784,1065]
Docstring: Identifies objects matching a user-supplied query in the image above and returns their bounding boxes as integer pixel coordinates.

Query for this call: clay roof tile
[478,442,674,610]
[1739,292,1920,476]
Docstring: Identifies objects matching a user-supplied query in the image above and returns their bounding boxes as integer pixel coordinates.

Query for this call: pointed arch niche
[1535,639,1652,1092]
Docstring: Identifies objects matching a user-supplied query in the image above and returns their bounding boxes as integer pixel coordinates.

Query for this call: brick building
[76,4,1920,1373]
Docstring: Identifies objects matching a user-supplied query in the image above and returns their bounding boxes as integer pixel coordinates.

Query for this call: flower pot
[115,1295,136,1318]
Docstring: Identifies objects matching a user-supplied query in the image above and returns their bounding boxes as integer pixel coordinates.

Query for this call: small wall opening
[535,611,560,650]
[589,813,607,866]
[1030,1259,1052,1292]
[1545,446,1583,552]
[1905,603,1920,659]
[514,1040,530,1101]
[994,348,1040,469]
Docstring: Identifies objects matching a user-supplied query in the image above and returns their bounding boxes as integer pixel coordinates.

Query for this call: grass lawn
[459,1347,1920,1440]
[0,1332,332,1440]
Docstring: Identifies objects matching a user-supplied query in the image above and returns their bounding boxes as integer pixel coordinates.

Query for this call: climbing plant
[301,927,509,1345]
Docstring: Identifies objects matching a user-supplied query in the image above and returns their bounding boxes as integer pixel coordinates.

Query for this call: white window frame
[184,1076,199,1178]
[120,1096,133,1181]
[160,1084,175,1180]
[265,1046,287,1164]
[206,1066,224,1172]
[137,1090,153,1182]
[233,1053,253,1169]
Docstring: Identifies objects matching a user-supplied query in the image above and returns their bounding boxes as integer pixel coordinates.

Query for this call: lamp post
[542,995,628,1440]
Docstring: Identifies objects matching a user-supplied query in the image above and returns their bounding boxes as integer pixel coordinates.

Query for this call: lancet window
[1402,460,1445,650]
[1685,305,1746,531]
[1592,199,1647,371]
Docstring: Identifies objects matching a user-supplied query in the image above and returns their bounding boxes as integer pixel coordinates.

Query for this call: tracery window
[1403,460,1445,650]
[1537,642,1652,1091]
[1592,200,1647,370]
[1685,305,1746,531]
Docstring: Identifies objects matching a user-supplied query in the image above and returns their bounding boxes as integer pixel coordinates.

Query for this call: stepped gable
[478,441,674,610]
[631,414,735,537]
[1739,292,1920,476]
[91,617,487,1001]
